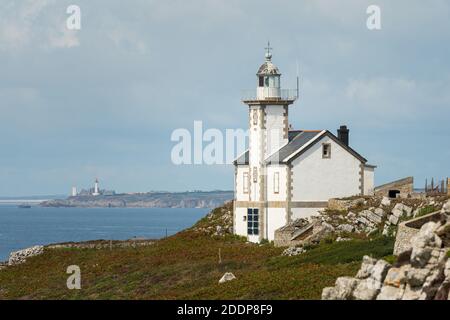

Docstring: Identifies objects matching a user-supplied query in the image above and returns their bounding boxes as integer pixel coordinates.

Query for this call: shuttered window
[243,172,249,194]
[274,172,280,194]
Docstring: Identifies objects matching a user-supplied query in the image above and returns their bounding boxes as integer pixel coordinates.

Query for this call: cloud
[0,0,80,51]
[48,24,80,48]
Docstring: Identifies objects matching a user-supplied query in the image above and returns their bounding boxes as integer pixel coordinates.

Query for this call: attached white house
[233,47,375,243]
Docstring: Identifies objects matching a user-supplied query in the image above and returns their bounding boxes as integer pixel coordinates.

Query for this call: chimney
[337,125,349,147]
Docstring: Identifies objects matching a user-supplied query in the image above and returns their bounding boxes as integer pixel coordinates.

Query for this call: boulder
[389,215,400,226]
[374,208,387,219]
[353,280,379,300]
[328,277,359,300]
[337,224,354,233]
[361,210,383,224]
[383,266,408,288]
[219,272,236,284]
[381,197,391,207]
[392,203,413,218]
[321,287,338,300]
[442,200,450,215]
[377,284,405,300]
[410,222,442,268]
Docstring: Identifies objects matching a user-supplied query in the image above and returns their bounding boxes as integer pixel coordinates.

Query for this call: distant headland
[40,190,233,209]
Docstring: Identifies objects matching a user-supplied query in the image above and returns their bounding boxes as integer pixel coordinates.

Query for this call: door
[247,208,259,235]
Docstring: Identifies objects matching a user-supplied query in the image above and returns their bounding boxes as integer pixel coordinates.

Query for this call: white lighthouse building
[92,178,100,196]
[233,45,376,243]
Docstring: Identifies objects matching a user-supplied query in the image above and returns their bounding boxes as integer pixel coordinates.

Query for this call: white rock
[442,200,450,215]
[377,285,405,300]
[410,222,442,267]
[361,210,383,224]
[371,260,391,284]
[353,280,379,300]
[392,203,413,218]
[337,224,354,233]
[321,287,337,300]
[381,197,391,207]
[374,208,386,219]
[389,215,399,226]
[333,277,359,300]
[219,272,236,284]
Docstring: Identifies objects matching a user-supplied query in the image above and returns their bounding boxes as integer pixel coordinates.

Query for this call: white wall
[234,207,247,237]
[266,164,288,201]
[291,207,323,220]
[267,208,287,241]
[265,105,287,158]
[364,166,375,196]
[248,106,262,202]
[291,135,362,201]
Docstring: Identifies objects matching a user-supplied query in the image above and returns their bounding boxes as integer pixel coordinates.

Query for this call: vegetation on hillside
[0,202,395,300]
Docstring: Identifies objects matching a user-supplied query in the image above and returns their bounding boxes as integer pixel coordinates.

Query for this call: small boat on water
[18,204,32,209]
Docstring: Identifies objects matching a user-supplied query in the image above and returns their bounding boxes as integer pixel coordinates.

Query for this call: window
[243,172,249,194]
[247,208,259,235]
[322,143,331,159]
[252,167,258,183]
[252,109,258,125]
[258,76,264,87]
[273,172,280,194]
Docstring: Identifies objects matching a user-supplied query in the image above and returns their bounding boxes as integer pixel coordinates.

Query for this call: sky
[0,0,449,196]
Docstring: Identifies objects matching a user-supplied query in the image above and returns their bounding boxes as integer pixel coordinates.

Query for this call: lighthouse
[93,178,100,196]
[234,44,375,243]
[237,43,298,242]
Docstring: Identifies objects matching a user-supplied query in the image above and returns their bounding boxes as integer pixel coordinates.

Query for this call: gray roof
[257,60,280,75]
[234,130,367,166]
[266,131,322,164]
[233,150,249,165]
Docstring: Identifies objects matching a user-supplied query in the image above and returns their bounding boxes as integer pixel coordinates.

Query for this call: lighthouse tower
[240,43,298,242]
[93,178,100,196]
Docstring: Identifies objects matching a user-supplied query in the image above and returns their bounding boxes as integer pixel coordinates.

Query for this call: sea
[0,205,209,262]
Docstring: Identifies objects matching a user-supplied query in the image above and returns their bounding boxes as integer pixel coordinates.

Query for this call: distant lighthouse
[93,178,100,196]
[71,186,77,197]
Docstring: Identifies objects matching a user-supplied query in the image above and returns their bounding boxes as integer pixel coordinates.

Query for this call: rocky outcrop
[322,200,450,300]
[191,202,233,237]
[8,246,44,266]
[274,196,447,248]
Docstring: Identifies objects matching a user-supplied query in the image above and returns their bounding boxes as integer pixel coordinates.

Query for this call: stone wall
[374,177,414,198]
[274,219,312,247]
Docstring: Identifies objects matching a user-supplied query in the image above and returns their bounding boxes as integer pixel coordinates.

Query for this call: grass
[415,205,439,218]
[0,203,395,300]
